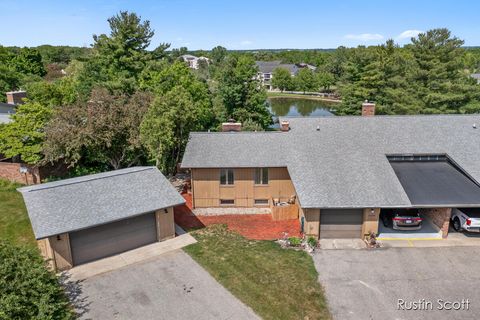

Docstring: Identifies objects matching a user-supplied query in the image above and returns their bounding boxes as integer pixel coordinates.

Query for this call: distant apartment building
[180,54,210,70]
[255,61,316,90]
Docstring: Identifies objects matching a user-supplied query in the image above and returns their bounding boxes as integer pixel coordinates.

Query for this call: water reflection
[268,98,336,117]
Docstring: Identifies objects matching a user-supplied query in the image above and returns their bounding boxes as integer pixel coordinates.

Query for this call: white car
[451,208,480,232]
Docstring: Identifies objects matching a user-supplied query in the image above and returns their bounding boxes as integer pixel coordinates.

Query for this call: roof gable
[18,167,185,239]
[182,115,480,208]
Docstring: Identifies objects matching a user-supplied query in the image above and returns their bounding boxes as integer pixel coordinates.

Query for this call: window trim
[254,168,269,185]
[220,168,235,186]
[220,199,235,206]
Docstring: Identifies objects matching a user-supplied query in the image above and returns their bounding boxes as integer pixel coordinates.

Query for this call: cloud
[240,40,253,46]
[344,33,384,41]
[397,29,423,40]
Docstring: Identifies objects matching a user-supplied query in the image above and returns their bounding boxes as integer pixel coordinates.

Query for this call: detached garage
[19,166,185,271]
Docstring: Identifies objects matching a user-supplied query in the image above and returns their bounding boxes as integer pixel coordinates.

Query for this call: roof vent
[316,125,320,131]
[473,123,477,129]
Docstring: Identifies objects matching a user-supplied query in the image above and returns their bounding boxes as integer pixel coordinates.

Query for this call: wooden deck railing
[270,198,299,221]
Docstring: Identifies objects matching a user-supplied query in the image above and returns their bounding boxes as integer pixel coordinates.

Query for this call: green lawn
[184,225,331,320]
[0,179,35,247]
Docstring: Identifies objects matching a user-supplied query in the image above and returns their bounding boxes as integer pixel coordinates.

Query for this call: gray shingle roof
[18,167,185,239]
[181,115,480,208]
[256,61,299,75]
[255,61,282,74]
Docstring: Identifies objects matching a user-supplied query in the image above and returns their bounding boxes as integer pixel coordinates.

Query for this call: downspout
[191,169,195,209]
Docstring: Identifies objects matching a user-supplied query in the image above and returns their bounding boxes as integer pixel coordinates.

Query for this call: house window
[220,169,234,185]
[254,199,269,205]
[254,168,269,185]
[220,199,235,205]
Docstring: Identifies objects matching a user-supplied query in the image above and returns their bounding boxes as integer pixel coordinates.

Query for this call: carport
[379,156,480,239]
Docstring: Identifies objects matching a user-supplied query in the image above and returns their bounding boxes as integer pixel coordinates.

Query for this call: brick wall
[420,208,452,238]
[0,162,40,185]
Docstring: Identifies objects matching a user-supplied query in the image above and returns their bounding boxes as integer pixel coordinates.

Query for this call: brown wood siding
[37,238,56,270]
[361,208,380,237]
[156,207,175,240]
[191,167,296,208]
[304,208,321,237]
[271,204,299,220]
[43,233,73,271]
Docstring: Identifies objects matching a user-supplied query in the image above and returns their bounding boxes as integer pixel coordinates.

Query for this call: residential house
[19,167,185,271]
[0,91,25,124]
[181,102,480,240]
[255,61,316,90]
[180,54,210,70]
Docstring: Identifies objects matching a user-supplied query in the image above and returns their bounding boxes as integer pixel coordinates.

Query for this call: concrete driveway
[66,250,259,320]
[314,247,480,320]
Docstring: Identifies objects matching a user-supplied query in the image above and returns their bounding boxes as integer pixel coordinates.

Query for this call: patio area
[174,193,301,240]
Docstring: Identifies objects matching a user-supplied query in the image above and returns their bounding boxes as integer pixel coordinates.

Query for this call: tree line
[1,12,480,177]
[0,11,271,176]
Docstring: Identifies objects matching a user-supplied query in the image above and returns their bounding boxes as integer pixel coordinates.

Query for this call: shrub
[0,241,75,319]
[0,178,22,192]
[307,236,318,248]
[288,237,302,246]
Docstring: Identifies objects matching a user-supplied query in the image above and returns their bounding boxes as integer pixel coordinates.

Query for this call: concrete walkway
[319,232,480,250]
[67,232,197,280]
[381,232,480,248]
[319,238,366,249]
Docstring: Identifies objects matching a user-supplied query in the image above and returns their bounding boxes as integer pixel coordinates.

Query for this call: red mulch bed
[174,193,301,240]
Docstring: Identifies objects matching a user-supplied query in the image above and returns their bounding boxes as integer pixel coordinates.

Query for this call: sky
[0,0,479,50]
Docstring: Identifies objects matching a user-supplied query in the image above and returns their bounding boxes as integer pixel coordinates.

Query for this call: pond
[268,97,337,119]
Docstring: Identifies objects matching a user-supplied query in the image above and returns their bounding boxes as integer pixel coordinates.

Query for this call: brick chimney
[280,120,290,132]
[362,100,375,117]
[6,91,27,105]
[221,119,242,132]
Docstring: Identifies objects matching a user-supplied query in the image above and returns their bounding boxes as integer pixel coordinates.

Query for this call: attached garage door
[320,209,363,238]
[70,213,157,265]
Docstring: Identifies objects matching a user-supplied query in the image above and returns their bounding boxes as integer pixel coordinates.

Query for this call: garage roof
[181,115,480,208]
[18,167,185,239]
[389,160,480,207]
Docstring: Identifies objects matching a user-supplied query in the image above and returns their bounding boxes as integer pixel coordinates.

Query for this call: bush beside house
[0,241,75,319]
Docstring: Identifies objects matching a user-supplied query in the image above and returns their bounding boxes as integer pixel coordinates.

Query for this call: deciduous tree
[294,68,318,94]
[141,86,208,173]
[0,102,53,164]
[272,67,293,92]
[43,88,152,169]
[218,56,271,129]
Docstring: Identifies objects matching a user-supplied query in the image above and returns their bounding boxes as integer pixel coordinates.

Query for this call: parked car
[381,209,423,230]
[451,208,480,232]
